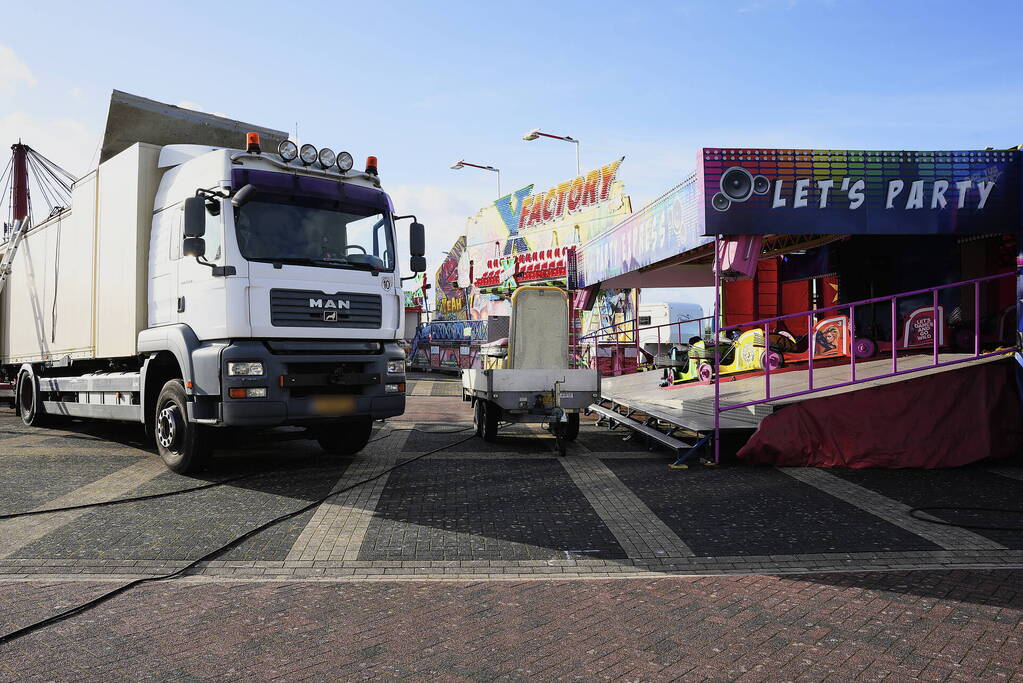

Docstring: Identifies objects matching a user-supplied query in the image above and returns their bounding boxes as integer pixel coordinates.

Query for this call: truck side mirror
[183,197,206,237]
[183,237,206,258]
[232,184,257,208]
[410,255,426,273]
[409,222,425,257]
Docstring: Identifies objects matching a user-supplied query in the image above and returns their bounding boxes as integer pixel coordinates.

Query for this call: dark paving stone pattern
[3,570,1022,681]
[0,453,145,512]
[361,458,627,561]
[402,429,555,454]
[575,428,653,453]
[604,460,941,556]
[833,468,1023,549]
[15,459,351,561]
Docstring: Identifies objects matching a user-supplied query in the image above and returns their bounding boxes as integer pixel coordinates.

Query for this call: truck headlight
[228,362,265,376]
[387,360,405,375]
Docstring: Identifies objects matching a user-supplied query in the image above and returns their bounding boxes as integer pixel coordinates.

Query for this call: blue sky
[2,0,1021,313]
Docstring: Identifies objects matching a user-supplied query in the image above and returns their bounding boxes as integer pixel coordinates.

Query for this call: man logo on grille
[323,310,339,322]
[309,298,351,310]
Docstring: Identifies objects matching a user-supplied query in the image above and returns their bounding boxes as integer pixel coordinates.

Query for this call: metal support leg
[670,433,712,469]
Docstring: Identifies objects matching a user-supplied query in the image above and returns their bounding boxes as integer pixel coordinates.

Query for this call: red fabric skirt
[737,359,1023,468]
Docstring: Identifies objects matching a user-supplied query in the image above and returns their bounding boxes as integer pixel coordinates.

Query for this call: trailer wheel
[473,400,499,441]
[563,413,580,441]
[154,379,210,474]
[315,418,373,455]
[17,370,48,427]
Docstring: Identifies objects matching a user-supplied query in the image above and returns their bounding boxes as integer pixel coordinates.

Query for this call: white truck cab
[1,96,426,473]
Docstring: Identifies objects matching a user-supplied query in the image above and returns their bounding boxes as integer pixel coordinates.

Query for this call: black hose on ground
[0,425,474,520]
[0,432,477,646]
[908,506,1023,531]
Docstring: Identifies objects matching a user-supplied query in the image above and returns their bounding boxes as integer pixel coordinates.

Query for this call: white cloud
[386,184,480,279]
[0,45,35,97]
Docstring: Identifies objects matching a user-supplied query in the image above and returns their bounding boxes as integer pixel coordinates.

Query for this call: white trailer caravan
[0,92,426,473]
[636,301,705,356]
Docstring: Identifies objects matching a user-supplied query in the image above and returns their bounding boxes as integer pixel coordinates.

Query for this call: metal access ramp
[587,398,714,468]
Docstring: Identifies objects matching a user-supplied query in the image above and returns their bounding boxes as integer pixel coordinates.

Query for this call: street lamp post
[522,129,580,175]
[450,160,501,196]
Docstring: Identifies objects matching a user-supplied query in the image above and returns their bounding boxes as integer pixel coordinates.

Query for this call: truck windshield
[234,199,395,271]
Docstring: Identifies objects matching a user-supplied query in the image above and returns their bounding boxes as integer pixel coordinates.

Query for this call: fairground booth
[578,147,1022,469]
[410,159,642,373]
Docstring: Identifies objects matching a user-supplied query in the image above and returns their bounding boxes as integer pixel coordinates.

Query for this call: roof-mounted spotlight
[318,147,336,169]
[299,144,318,166]
[336,151,354,172]
[278,140,298,162]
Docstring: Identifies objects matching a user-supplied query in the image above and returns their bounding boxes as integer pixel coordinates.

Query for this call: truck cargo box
[1,143,161,364]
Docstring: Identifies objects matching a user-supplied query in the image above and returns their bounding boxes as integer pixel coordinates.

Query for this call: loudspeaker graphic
[720,167,754,203]
[752,175,770,195]
[711,192,731,212]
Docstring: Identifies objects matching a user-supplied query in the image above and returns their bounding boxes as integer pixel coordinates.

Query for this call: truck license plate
[559,392,574,399]
[311,395,356,415]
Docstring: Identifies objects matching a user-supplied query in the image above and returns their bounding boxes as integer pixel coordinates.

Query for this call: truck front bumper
[206,341,406,427]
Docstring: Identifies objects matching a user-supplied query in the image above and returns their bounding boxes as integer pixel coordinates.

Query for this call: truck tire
[17,370,48,427]
[316,418,373,455]
[154,379,210,474]
[473,399,499,442]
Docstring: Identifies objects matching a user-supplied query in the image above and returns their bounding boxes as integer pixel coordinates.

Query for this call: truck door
[177,200,229,339]
[148,205,180,327]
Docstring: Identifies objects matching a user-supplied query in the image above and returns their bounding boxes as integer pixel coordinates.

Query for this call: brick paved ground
[2,373,1023,678]
[1,570,1022,681]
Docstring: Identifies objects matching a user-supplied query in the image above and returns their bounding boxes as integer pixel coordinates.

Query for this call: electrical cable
[0,425,474,519]
[0,473,257,521]
[908,506,1023,531]
[0,433,476,646]
[366,423,474,443]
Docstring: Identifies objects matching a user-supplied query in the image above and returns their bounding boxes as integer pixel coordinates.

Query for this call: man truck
[0,92,425,473]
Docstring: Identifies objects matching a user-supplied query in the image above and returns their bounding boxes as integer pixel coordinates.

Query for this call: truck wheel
[154,379,210,474]
[17,370,48,427]
[316,418,373,455]
[474,400,499,442]
[563,413,580,441]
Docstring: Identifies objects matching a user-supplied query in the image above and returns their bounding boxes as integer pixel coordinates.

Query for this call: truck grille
[283,361,375,397]
[270,289,382,329]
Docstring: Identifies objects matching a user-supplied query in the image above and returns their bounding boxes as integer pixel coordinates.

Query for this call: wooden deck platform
[598,352,1012,433]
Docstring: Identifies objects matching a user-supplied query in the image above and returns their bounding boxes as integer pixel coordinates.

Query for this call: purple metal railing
[714,271,1017,417]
